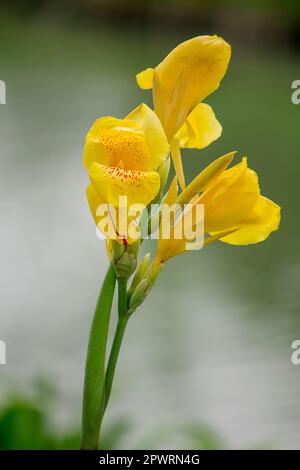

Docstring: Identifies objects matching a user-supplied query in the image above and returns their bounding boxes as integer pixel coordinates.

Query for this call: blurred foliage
[0,382,270,449]
[0,379,80,450]
[1,0,300,20]
[1,0,300,50]
[0,382,232,450]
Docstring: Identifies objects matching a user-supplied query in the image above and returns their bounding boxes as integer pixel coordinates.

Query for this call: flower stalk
[81,34,281,451]
[81,264,116,450]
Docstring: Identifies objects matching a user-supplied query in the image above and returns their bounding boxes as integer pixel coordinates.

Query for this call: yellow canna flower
[83,103,169,244]
[153,154,281,266]
[136,36,231,188]
[202,157,281,245]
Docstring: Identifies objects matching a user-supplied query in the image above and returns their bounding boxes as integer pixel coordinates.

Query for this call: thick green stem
[102,278,129,416]
[81,264,116,450]
[104,314,129,411]
[117,278,128,318]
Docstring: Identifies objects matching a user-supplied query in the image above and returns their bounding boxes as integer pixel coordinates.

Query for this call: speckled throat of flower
[99,128,151,171]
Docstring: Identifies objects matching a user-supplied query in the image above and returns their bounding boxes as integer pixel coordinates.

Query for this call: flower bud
[114,251,137,280]
[151,157,170,204]
[158,157,170,194]
[126,240,140,257]
[128,279,149,313]
[112,240,139,280]
[127,261,164,314]
[147,263,164,288]
[128,253,150,297]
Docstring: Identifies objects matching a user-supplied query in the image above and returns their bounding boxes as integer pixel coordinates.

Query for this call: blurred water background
[0,1,300,449]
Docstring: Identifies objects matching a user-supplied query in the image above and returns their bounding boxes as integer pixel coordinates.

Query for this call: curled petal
[136,67,154,89]
[170,139,185,190]
[175,103,222,149]
[204,158,260,232]
[154,35,231,136]
[218,196,281,245]
[126,103,169,170]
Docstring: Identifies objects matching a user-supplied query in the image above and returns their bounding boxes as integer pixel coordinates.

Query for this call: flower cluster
[83,35,280,308]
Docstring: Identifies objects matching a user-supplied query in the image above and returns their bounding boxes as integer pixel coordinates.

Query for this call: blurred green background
[0,0,299,449]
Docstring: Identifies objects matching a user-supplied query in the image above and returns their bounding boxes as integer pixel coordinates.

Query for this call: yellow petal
[204,228,239,246]
[86,183,106,224]
[83,116,138,170]
[170,138,185,190]
[89,162,160,208]
[86,184,140,245]
[199,157,248,205]
[136,67,154,89]
[165,176,178,206]
[154,35,231,137]
[204,159,260,232]
[177,151,235,205]
[126,103,169,170]
[218,196,281,245]
[175,103,222,149]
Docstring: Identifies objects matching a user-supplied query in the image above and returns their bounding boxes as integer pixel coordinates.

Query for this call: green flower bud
[147,263,164,288]
[127,262,164,314]
[128,279,149,313]
[152,157,170,204]
[126,240,140,257]
[114,251,137,280]
[128,253,150,297]
[158,157,170,193]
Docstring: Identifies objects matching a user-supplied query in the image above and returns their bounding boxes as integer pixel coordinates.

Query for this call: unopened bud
[126,240,140,257]
[128,279,149,312]
[152,157,170,204]
[147,263,164,288]
[127,262,164,314]
[128,253,150,297]
[158,157,170,193]
[114,251,137,280]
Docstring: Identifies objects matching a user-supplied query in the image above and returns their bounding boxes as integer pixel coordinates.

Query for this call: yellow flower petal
[89,162,160,208]
[126,103,169,170]
[136,67,154,89]
[177,151,235,205]
[154,35,231,137]
[218,196,281,245]
[83,116,139,170]
[170,138,185,190]
[86,183,106,225]
[200,157,248,205]
[204,159,260,232]
[86,184,140,244]
[204,228,239,246]
[175,103,222,149]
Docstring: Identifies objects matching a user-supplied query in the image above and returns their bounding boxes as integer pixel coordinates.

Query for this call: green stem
[102,278,129,417]
[81,264,116,450]
[104,314,129,411]
[117,278,128,318]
